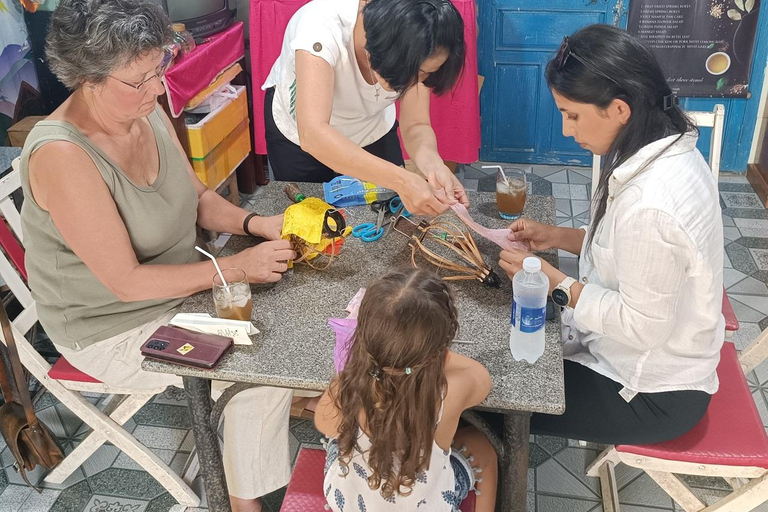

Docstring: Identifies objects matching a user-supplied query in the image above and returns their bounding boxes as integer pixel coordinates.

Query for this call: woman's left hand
[248,214,284,241]
[499,249,564,289]
[422,161,470,207]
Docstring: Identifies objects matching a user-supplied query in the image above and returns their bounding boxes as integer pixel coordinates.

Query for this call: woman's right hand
[508,219,559,252]
[395,171,450,217]
[234,240,297,283]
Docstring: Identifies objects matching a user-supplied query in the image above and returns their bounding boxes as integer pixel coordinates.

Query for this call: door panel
[479,0,628,165]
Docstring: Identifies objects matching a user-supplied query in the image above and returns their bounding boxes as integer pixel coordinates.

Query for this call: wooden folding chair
[0,159,198,506]
[587,336,768,512]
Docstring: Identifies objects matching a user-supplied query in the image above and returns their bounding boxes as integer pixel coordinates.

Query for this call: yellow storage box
[192,119,251,188]
[185,85,248,159]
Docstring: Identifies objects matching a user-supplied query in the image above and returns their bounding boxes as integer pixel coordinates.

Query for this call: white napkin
[170,313,258,345]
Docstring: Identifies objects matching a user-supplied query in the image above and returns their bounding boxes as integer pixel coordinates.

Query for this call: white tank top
[323,398,457,511]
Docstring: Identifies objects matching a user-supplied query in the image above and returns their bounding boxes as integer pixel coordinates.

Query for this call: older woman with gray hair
[19,1,294,510]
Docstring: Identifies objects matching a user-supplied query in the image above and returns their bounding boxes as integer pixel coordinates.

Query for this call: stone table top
[143,183,565,415]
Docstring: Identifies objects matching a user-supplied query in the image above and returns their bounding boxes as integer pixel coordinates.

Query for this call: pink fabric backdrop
[163,22,245,117]
[249,0,480,163]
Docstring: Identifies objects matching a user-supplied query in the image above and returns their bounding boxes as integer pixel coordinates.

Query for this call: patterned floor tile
[132,404,191,429]
[571,200,591,217]
[82,445,121,478]
[618,473,675,509]
[551,447,602,496]
[50,480,92,512]
[732,321,763,350]
[725,244,757,275]
[536,494,601,512]
[752,249,768,270]
[556,199,571,217]
[724,250,733,268]
[543,169,569,183]
[559,258,579,279]
[531,165,565,178]
[20,488,61,512]
[569,185,589,201]
[722,192,765,209]
[112,448,175,472]
[0,484,34,512]
[131,426,187,451]
[728,298,766,323]
[462,178,479,192]
[552,183,571,199]
[557,219,574,228]
[568,171,592,185]
[84,495,148,512]
[723,226,741,242]
[88,468,165,500]
[735,218,768,238]
[730,293,768,315]
[536,459,599,499]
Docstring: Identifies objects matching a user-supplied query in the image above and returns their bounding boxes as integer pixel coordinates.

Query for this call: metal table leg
[501,411,532,512]
[183,376,231,512]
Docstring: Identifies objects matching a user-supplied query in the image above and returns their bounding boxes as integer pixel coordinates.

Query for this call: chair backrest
[590,104,726,197]
[0,158,37,335]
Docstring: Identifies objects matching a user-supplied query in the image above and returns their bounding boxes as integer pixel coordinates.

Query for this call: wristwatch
[552,277,577,308]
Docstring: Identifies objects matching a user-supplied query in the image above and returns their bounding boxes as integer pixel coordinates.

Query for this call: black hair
[363,0,465,95]
[545,24,697,251]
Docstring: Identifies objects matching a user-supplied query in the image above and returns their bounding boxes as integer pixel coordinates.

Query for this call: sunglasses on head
[555,36,622,90]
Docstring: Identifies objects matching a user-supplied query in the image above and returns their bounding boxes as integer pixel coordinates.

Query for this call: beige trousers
[56,311,293,498]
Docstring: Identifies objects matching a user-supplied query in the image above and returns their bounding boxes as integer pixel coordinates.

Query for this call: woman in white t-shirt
[263,0,468,216]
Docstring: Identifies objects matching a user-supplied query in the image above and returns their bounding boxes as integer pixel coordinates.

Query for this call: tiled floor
[3,164,768,512]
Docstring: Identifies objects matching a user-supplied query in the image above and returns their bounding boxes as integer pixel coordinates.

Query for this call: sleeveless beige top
[19,106,199,349]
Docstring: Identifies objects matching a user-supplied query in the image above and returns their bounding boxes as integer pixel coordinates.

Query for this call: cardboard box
[7,116,47,148]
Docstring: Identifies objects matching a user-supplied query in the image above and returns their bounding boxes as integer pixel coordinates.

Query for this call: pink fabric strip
[249,0,480,162]
[163,22,245,117]
[450,203,530,252]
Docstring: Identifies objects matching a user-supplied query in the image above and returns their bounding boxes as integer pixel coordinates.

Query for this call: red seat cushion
[617,342,768,468]
[281,448,476,512]
[723,290,740,332]
[48,357,101,383]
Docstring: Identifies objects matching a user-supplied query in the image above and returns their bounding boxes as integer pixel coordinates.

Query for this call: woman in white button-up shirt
[499,25,724,445]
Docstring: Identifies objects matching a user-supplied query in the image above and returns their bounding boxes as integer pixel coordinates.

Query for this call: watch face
[552,288,569,307]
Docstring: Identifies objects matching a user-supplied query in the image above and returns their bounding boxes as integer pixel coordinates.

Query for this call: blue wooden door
[478,0,629,165]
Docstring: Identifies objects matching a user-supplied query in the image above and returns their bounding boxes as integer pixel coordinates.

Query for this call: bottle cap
[172,23,186,32]
[522,257,541,273]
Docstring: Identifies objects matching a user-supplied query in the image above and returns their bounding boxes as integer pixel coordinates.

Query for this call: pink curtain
[249,0,480,163]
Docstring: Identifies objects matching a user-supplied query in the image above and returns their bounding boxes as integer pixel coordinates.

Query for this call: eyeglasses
[108,47,174,92]
[555,37,622,90]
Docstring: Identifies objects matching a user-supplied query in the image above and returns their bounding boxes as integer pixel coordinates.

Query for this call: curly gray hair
[46,0,173,89]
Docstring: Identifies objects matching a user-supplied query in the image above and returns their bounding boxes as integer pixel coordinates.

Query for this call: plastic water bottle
[510,257,548,363]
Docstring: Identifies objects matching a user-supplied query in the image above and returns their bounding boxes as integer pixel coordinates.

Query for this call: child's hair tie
[369,365,382,381]
[405,367,412,375]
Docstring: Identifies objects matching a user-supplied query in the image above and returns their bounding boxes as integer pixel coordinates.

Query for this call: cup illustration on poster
[628,0,761,97]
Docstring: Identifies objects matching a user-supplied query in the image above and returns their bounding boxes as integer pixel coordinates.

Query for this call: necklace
[365,51,381,101]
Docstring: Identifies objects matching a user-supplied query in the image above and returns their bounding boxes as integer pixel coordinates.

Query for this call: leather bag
[0,301,63,490]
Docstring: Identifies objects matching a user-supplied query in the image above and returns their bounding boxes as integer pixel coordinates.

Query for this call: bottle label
[511,299,545,333]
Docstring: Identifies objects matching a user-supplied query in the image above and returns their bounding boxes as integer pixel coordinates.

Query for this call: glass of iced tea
[496,167,527,220]
[212,268,253,322]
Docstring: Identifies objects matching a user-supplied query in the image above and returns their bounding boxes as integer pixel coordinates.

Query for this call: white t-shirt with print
[262,0,397,148]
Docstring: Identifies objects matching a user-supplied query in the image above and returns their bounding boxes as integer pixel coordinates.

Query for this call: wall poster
[628,0,761,97]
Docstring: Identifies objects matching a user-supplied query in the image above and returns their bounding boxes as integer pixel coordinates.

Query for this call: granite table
[143,182,565,512]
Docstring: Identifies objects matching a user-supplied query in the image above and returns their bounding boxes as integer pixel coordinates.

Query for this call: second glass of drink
[212,268,253,321]
[496,167,527,220]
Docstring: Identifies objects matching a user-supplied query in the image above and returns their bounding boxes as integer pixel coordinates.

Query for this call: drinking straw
[483,165,509,186]
[195,246,231,295]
